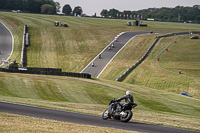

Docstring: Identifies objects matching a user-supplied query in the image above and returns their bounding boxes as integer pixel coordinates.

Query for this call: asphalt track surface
[0,102,199,133]
[81,31,167,78]
[0,22,13,66]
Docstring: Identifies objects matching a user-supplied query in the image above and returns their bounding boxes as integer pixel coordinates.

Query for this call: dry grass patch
[133,109,200,131]
[0,113,138,133]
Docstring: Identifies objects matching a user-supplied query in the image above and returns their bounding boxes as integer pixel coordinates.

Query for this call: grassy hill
[0,12,200,131]
[100,34,200,98]
[0,12,142,72]
[0,12,199,72]
[0,72,200,131]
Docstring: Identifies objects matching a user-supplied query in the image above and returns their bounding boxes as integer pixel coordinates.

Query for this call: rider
[112,91,137,113]
[117,90,133,104]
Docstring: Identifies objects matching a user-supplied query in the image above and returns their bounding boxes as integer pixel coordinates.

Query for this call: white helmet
[126,91,131,95]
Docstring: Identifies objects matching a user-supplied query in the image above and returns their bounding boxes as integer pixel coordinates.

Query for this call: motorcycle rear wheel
[102,109,109,120]
[120,110,133,122]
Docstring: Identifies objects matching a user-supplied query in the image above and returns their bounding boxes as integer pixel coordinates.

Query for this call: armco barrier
[20,25,29,67]
[20,25,27,67]
[25,33,29,46]
[0,67,91,79]
[116,31,200,82]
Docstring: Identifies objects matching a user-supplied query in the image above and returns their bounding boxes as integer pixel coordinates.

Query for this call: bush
[41,4,55,15]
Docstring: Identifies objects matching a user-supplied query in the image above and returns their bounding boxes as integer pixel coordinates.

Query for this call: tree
[123,10,131,19]
[196,16,200,23]
[41,4,54,14]
[92,13,97,17]
[55,2,61,13]
[29,0,44,13]
[21,0,30,11]
[0,0,58,13]
[108,8,119,18]
[163,16,168,21]
[100,9,108,17]
[62,4,72,15]
[73,6,83,16]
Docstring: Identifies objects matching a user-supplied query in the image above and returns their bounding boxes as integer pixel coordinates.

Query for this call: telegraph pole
[178,14,181,22]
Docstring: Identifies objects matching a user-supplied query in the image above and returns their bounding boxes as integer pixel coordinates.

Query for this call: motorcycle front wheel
[120,110,133,122]
[102,109,109,120]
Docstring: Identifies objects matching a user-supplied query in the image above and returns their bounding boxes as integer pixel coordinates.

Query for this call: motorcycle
[102,98,137,122]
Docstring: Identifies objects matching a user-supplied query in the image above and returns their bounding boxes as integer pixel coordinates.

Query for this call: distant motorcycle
[102,98,137,122]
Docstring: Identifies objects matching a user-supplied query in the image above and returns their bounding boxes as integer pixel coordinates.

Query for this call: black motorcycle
[102,98,137,122]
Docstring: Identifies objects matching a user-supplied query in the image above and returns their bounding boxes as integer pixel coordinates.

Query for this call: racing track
[0,101,199,133]
[81,31,167,78]
[0,22,13,66]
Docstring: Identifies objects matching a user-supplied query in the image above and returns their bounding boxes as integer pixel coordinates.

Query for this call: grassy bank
[0,72,200,131]
[100,34,200,98]
[1,12,136,72]
[0,12,199,72]
[123,35,200,98]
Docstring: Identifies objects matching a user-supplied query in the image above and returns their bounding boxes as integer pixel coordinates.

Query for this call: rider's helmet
[126,91,131,95]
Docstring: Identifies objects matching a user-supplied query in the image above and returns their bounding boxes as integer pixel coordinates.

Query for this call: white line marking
[80,32,125,73]
[96,35,137,78]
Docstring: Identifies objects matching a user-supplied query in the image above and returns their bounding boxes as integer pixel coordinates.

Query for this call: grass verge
[0,113,137,133]
[0,72,199,131]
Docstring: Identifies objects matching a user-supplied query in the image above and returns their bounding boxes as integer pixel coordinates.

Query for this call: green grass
[0,72,124,104]
[0,12,200,131]
[1,12,136,71]
[124,35,200,97]
[0,72,200,131]
[100,34,200,98]
[160,35,200,78]
[0,12,199,72]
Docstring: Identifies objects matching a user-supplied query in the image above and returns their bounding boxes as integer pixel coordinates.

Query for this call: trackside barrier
[20,25,29,67]
[0,67,91,79]
[25,33,29,46]
[116,31,200,82]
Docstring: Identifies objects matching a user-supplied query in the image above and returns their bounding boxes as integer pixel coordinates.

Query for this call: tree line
[0,0,61,14]
[100,5,200,23]
[62,4,82,16]
[0,1,82,16]
[1,1,199,22]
